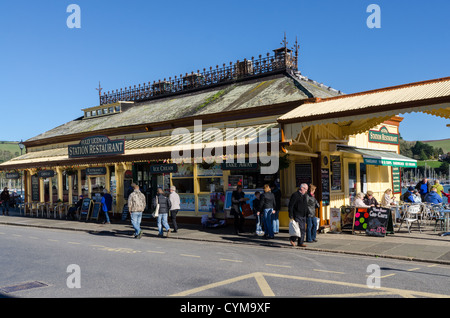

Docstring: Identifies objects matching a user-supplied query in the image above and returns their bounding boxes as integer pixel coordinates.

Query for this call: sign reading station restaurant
[368,126,399,145]
[68,135,124,158]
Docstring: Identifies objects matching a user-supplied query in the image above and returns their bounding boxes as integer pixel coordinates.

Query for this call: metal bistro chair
[398,204,422,233]
[431,204,445,233]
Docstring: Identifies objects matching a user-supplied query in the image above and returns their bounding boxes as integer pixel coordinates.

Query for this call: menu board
[321,168,330,206]
[295,164,312,187]
[353,208,370,232]
[79,198,92,221]
[91,202,102,220]
[330,156,341,191]
[366,206,390,237]
[392,167,401,194]
[31,175,40,201]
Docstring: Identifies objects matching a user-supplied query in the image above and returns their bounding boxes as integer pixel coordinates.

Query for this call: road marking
[172,272,450,298]
[48,239,59,242]
[180,254,200,258]
[12,234,22,237]
[67,242,81,245]
[28,236,39,240]
[313,269,345,274]
[406,267,420,272]
[266,264,291,268]
[380,273,396,278]
[90,244,105,248]
[220,258,243,263]
[147,250,166,254]
[254,272,275,296]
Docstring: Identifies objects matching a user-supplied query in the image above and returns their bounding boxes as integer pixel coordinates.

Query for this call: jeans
[306,217,317,242]
[2,201,9,213]
[103,209,111,223]
[272,210,279,233]
[157,213,170,235]
[130,212,143,236]
[263,208,274,238]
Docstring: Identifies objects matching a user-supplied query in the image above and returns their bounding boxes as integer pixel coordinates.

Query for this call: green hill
[0,141,25,163]
[422,138,450,153]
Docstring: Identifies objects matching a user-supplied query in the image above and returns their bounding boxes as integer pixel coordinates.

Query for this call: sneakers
[134,231,142,239]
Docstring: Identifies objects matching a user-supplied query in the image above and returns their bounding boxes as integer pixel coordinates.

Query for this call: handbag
[241,203,253,217]
[152,196,159,218]
[289,219,301,237]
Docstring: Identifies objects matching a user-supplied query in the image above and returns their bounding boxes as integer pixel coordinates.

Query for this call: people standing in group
[288,183,309,247]
[433,180,444,198]
[1,187,10,216]
[306,184,319,243]
[415,178,431,201]
[258,184,277,239]
[101,189,112,224]
[128,183,146,239]
[230,185,248,235]
[270,183,281,235]
[169,186,180,233]
[153,187,172,237]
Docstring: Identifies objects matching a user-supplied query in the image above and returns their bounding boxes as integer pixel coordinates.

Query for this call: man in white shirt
[169,186,181,232]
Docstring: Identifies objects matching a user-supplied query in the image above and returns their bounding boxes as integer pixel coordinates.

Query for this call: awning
[0,123,280,170]
[337,145,417,168]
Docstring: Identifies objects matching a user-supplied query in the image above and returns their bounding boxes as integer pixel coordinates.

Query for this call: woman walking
[153,187,172,237]
[258,184,277,239]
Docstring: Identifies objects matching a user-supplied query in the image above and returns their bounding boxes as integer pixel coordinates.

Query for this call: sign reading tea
[68,136,124,158]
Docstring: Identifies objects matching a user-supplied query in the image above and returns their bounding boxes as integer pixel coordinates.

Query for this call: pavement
[1,208,450,265]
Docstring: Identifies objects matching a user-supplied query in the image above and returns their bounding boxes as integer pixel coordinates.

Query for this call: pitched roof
[278,76,450,125]
[26,72,340,144]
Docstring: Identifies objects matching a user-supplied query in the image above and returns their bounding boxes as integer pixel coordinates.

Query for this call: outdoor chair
[397,204,422,234]
[431,205,445,233]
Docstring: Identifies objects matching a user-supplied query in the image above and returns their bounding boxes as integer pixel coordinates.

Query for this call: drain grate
[0,281,48,293]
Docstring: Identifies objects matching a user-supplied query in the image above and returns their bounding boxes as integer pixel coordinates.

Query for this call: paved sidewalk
[1,209,450,265]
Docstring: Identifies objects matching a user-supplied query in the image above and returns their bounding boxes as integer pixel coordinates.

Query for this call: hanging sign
[86,167,107,175]
[68,135,124,158]
[38,170,55,178]
[5,172,20,179]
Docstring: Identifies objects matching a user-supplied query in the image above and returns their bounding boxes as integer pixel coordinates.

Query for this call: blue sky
[0,0,449,142]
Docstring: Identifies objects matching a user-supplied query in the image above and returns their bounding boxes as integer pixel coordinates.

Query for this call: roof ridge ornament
[99,38,300,106]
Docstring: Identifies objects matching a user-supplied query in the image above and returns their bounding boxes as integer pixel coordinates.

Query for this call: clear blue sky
[0,0,449,142]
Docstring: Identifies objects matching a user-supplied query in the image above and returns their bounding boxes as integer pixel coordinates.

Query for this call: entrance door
[134,163,156,213]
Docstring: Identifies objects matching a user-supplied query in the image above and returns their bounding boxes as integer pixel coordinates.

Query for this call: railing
[99,49,298,105]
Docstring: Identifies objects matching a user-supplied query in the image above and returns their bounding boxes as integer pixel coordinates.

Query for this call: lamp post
[18,140,24,203]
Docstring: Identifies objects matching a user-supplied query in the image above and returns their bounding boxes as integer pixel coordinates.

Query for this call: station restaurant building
[2,42,450,229]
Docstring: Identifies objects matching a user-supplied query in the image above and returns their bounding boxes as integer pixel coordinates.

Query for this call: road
[1,224,449,302]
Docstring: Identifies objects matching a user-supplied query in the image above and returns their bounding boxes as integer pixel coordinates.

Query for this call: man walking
[128,183,146,239]
[288,183,309,247]
[169,186,180,233]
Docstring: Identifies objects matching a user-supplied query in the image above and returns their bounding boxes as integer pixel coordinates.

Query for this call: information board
[366,206,390,237]
[353,208,370,233]
[79,198,92,221]
[321,168,330,206]
[121,204,129,221]
[91,202,102,220]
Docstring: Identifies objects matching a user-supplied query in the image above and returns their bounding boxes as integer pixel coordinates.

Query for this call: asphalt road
[1,224,449,300]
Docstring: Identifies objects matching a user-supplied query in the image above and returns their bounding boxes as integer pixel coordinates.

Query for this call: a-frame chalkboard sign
[79,198,92,221]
